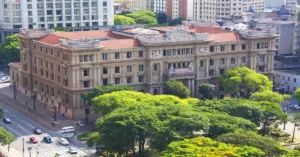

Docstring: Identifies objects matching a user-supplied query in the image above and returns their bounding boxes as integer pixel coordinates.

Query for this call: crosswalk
[37,147,89,157]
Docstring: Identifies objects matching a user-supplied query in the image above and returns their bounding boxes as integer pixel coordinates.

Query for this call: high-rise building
[165,0,265,20]
[0,0,114,43]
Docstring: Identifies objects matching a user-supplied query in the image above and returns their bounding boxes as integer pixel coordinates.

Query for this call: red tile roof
[100,39,140,49]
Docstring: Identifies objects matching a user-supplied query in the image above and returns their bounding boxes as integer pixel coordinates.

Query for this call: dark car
[34,128,42,134]
[3,117,11,123]
[43,136,52,143]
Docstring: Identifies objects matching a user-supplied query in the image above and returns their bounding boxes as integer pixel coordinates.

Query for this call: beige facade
[10,24,277,120]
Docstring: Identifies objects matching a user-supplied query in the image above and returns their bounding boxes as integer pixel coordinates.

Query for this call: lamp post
[85,101,90,124]
[32,88,37,110]
[13,80,16,99]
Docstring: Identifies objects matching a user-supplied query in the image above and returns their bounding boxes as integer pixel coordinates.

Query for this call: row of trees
[114,10,183,26]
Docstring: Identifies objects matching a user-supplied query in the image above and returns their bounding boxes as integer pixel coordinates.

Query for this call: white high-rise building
[0,0,114,43]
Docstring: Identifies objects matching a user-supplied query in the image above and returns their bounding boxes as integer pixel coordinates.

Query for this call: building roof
[100,39,140,50]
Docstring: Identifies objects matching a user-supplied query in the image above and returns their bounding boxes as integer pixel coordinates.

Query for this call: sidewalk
[0,83,74,130]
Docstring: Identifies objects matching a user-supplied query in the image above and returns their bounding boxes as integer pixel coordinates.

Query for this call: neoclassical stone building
[9,24,277,119]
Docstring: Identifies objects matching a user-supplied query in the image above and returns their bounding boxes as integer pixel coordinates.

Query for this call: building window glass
[103,78,108,85]
[138,76,144,83]
[103,67,108,74]
[127,52,132,58]
[115,78,120,84]
[103,53,108,60]
[83,81,90,88]
[139,65,144,71]
[115,53,120,59]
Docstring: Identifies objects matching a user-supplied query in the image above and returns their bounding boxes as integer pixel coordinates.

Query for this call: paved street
[0,103,90,157]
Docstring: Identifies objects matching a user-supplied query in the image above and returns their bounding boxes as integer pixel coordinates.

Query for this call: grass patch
[77,133,89,141]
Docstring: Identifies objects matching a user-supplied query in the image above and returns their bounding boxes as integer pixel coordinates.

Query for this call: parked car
[290,105,300,110]
[34,128,42,134]
[43,136,52,143]
[77,121,86,127]
[68,147,78,154]
[3,117,11,123]
[29,137,38,144]
[59,138,69,146]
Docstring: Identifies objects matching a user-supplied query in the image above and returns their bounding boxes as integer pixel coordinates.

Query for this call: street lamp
[13,80,16,99]
[85,101,90,124]
[32,88,37,110]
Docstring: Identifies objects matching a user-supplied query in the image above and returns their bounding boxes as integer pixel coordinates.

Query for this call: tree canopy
[220,67,272,98]
[114,15,136,25]
[160,137,265,157]
[0,35,20,65]
[0,127,13,145]
[163,80,190,98]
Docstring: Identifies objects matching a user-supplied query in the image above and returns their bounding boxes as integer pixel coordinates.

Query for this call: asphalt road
[0,103,89,157]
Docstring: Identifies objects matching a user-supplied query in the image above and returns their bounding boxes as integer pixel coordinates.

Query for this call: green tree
[160,137,265,157]
[291,113,300,142]
[114,15,136,25]
[156,12,168,24]
[82,85,132,105]
[220,67,272,98]
[169,17,183,26]
[198,83,215,100]
[0,35,20,65]
[163,80,190,98]
[217,130,289,156]
[0,127,13,145]
[250,90,291,104]
[293,88,300,106]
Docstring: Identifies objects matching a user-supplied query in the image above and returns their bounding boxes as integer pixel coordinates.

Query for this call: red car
[29,137,38,144]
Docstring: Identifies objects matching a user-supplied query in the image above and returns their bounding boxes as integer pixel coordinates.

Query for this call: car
[3,117,11,123]
[290,105,300,110]
[34,128,42,134]
[59,138,69,146]
[29,137,38,144]
[68,147,78,154]
[77,121,86,127]
[43,136,52,143]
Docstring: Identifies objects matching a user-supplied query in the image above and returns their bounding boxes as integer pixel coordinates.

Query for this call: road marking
[27,124,35,129]
[6,126,22,136]
[17,124,32,135]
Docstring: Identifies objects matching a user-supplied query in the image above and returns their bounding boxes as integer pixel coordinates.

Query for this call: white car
[68,147,78,154]
[58,138,69,146]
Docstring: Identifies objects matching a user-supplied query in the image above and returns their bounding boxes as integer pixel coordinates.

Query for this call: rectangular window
[154,64,158,71]
[242,56,246,63]
[115,78,120,84]
[200,60,204,67]
[138,76,144,83]
[103,53,108,60]
[209,70,214,76]
[103,67,108,74]
[83,81,90,88]
[127,52,132,58]
[220,58,225,65]
[231,45,236,51]
[115,67,120,73]
[139,51,143,57]
[220,45,225,52]
[209,59,214,66]
[242,44,246,50]
[115,53,120,59]
[209,46,214,52]
[127,77,132,84]
[103,78,108,85]
[139,65,144,71]
[231,57,236,64]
